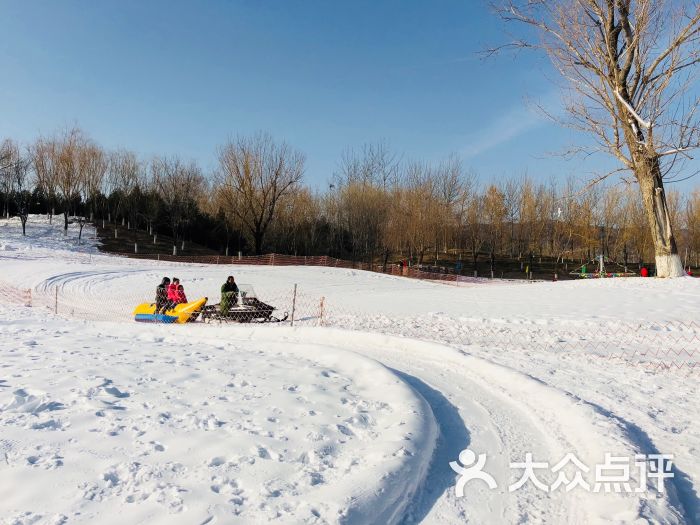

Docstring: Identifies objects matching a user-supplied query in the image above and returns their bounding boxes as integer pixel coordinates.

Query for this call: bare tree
[152,156,204,255]
[483,183,507,257]
[0,139,15,218]
[461,182,484,274]
[55,128,86,233]
[493,1,700,276]
[13,152,32,236]
[108,149,140,230]
[433,155,466,258]
[0,140,32,233]
[81,143,107,222]
[217,133,305,255]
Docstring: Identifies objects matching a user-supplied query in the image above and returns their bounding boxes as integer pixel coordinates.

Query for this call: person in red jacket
[167,278,180,302]
[175,284,187,304]
[640,267,649,277]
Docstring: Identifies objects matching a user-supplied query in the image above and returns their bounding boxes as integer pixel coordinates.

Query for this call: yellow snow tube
[133,297,208,324]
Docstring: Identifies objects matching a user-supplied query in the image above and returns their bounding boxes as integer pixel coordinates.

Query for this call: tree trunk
[254,230,264,255]
[636,157,684,277]
[64,210,69,232]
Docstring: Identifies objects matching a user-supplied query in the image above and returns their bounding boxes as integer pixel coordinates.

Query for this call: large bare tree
[493,0,700,276]
[217,133,304,255]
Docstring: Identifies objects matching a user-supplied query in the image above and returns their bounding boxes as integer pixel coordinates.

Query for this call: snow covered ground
[1,216,699,524]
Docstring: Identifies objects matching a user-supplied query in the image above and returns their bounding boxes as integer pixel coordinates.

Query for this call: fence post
[318,296,325,326]
[26,289,32,307]
[290,284,297,327]
[157,253,160,261]
[54,288,58,315]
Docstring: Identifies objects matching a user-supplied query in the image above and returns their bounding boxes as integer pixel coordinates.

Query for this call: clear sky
[0,0,694,190]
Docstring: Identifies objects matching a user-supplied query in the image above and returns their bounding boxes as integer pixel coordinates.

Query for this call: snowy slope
[1,215,699,524]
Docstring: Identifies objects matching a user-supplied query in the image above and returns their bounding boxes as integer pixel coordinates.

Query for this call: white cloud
[461,90,562,159]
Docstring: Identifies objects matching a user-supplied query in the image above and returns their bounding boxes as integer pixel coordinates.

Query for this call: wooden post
[54,288,58,315]
[290,284,297,327]
[318,296,325,326]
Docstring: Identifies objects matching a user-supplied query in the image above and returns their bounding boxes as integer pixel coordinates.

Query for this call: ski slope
[1,216,699,524]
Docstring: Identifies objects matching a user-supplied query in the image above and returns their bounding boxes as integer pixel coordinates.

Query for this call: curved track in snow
[216,327,687,525]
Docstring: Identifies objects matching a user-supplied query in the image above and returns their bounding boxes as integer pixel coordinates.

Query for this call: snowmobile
[201,284,288,323]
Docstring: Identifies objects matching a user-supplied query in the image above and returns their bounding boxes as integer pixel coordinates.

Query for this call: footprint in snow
[104,386,129,398]
[208,456,226,467]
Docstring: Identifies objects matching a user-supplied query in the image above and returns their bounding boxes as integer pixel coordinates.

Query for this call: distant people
[156,277,171,312]
[220,275,239,314]
[175,284,187,304]
[640,267,649,278]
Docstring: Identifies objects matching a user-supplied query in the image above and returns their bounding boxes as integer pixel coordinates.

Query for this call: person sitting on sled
[175,284,187,304]
[155,277,171,313]
[220,275,239,314]
[167,278,180,302]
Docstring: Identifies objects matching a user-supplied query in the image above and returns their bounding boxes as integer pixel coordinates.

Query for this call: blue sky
[0,0,689,190]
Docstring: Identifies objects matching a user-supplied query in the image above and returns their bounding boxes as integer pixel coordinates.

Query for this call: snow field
[0,306,437,525]
[1,215,699,524]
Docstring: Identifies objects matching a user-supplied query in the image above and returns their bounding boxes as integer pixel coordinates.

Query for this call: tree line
[2,129,700,271]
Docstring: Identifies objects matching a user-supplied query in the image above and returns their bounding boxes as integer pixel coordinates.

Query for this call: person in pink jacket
[167,278,180,302]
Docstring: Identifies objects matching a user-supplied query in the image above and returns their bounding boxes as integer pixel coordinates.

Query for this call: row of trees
[2,130,700,269]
